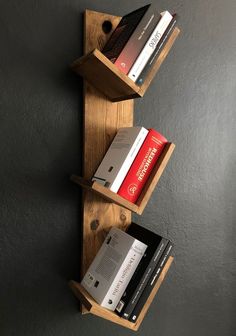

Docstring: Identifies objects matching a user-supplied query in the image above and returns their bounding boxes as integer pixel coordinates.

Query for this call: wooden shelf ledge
[71,27,180,102]
[71,142,175,215]
[71,49,141,102]
[69,256,173,331]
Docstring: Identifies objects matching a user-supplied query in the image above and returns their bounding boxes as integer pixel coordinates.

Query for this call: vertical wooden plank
[81,10,133,284]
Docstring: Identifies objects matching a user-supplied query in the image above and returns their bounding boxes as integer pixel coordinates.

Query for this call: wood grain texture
[71,25,180,101]
[71,142,175,215]
[70,175,139,213]
[69,256,173,331]
[71,49,141,101]
[81,10,133,284]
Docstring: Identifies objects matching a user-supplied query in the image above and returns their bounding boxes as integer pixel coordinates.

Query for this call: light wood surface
[81,10,133,287]
[69,256,173,331]
[71,175,139,213]
[71,49,141,101]
[71,142,175,215]
[71,23,180,101]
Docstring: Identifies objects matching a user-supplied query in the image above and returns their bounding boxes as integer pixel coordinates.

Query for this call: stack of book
[92,126,168,204]
[102,4,178,85]
[81,223,173,322]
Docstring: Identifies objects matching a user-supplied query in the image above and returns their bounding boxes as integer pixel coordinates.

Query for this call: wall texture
[0,1,235,335]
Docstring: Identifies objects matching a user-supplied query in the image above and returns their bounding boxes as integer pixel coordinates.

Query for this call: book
[115,223,169,319]
[117,129,168,203]
[81,227,147,311]
[113,5,162,75]
[128,11,173,82]
[129,242,173,322]
[92,127,148,193]
[136,14,178,86]
[102,5,150,62]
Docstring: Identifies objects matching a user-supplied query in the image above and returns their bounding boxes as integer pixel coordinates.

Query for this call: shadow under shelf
[71,142,175,215]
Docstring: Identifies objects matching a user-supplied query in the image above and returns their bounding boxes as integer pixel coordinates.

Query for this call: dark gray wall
[0,1,235,335]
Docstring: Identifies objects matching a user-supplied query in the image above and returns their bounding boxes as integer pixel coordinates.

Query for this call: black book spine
[136,15,178,86]
[120,238,169,319]
[129,242,173,323]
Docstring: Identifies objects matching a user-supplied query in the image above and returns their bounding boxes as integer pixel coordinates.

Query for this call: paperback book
[81,227,147,311]
[128,11,173,81]
[116,223,169,319]
[129,241,173,322]
[102,5,150,63]
[92,127,148,193]
[113,5,161,74]
[136,14,178,85]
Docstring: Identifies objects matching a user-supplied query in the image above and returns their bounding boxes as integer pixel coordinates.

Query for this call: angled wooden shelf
[69,256,173,331]
[71,142,175,215]
[71,27,180,102]
[71,49,140,102]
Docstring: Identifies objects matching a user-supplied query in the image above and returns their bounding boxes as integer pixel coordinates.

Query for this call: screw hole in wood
[102,20,112,34]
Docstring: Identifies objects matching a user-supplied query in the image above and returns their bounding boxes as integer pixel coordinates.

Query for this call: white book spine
[93,127,148,193]
[101,240,147,310]
[128,11,173,82]
[110,129,147,192]
[81,227,147,311]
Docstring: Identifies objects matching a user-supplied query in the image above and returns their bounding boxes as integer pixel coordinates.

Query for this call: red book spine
[117,129,168,203]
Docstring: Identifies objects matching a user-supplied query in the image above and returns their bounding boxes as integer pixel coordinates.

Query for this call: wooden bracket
[71,18,180,101]
[70,256,174,331]
[71,142,175,215]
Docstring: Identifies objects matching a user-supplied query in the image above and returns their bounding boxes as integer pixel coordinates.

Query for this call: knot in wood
[90,219,100,230]
[120,213,126,221]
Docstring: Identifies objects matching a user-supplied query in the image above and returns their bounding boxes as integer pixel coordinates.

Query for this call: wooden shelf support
[71,142,175,215]
[71,18,180,101]
[70,256,174,331]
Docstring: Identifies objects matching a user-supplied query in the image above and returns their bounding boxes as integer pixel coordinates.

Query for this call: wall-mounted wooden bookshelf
[69,8,179,331]
[71,142,175,215]
[70,256,173,331]
[71,20,180,102]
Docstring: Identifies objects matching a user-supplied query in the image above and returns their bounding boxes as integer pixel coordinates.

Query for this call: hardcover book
[102,5,150,62]
[116,223,169,319]
[81,227,147,311]
[128,11,173,81]
[117,129,168,203]
[129,242,173,322]
[92,127,148,193]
